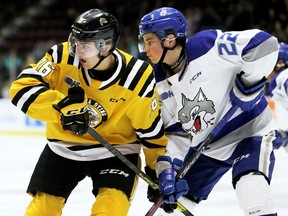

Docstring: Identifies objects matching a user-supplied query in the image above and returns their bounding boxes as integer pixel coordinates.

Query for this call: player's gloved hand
[274,130,288,151]
[145,166,180,213]
[53,86,89,136]
[229,72,267,111]
[160,202,178,213]
[156,156,189,204]
[145,166,160,203]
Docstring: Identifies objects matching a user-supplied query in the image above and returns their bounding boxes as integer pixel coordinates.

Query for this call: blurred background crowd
[0,0,287,97]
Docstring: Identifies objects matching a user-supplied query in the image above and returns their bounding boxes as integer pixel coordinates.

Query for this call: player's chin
[149,57,158,64]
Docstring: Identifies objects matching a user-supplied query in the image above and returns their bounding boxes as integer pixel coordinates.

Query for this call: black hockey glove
[144,166,178,214]
[161,203,178,214]
[53,87,89,136]
[145,166,160,203]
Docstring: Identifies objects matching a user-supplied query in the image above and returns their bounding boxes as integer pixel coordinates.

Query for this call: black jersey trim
[21,87,49,113]
[67,54,75,66]
[128,61,149,91]
[17,73,46,84]
[140,140,166,149]
[47,43,63,64]
[56,44,63,63]
[66,143,140,151]
[98,51,127,90]
[81,67,90,86]
[47,48,54,62]
[139,70,155,98]
[11,83,48,107]
[118,57,137,87]
[136,114,165,140]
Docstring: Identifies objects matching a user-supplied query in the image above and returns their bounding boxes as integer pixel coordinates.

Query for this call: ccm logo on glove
[53,87,89,136]
[65,107,87,115]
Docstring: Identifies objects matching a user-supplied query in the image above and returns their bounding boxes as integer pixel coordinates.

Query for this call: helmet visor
[138,34,162,53]
[138,35,145,53]
[68,33,112,58]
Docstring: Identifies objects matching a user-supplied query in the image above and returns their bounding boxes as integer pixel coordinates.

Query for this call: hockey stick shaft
[87,127,194,216]
[178,104,238,178]
[145,104,239,216]
[87,127,158,189]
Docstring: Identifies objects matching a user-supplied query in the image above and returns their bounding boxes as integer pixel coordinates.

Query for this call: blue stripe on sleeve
[213,98,268,142]
[242,31,271,55]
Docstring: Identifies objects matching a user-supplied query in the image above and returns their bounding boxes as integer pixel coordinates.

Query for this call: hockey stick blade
[87,127,194,216]
[145,104,238,216]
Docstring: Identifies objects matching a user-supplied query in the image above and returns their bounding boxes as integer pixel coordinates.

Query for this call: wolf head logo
[99,17,108,26]
[178,88,215,135]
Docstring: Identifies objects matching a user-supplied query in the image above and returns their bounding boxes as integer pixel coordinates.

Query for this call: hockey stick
[53,102,191,214]
[145,104,239,216]
[87,127,194,216]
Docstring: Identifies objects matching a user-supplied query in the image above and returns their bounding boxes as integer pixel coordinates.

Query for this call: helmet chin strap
[158,40,185,71]
[157,47,168,65]
[157,38,174,65]
[92,47,115,69]
[170,47,185,70]
[92,55,105,69]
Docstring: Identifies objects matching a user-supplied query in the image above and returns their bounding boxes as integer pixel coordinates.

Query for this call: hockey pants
[24,187,130,216]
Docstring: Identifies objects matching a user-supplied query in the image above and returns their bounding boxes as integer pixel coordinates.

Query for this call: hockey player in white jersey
[138,7,279,216]
[267,42,288,111]
[267,42,288,150]
[268,42,288,110]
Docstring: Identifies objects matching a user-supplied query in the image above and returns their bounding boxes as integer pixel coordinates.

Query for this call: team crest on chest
[87,98,108,128]
[178,88,215,135]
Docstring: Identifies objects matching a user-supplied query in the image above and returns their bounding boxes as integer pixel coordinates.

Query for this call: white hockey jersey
[268,68,288,110]
[154,29,279,161]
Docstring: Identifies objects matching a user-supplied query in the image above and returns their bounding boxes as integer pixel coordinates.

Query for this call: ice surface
[0,134,287,216]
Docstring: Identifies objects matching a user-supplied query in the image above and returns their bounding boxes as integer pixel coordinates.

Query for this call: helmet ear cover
[161,30,186,51]
[154,29,174,41]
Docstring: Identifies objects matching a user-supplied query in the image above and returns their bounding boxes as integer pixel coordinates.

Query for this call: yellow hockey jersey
[10,42,167,168]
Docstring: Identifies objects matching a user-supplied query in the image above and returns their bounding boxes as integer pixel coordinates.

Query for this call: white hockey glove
[229,72,267,111]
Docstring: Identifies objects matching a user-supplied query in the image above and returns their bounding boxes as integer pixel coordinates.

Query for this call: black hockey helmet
[68,9,120,57]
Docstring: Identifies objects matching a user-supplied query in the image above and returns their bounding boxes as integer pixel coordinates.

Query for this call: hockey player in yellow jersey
[9,9,167,216]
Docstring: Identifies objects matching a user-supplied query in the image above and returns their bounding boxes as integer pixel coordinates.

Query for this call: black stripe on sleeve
[47,48,54,62]
[11,83,49,109]
[17,74,46,83]
[47,44,63,63]
[11,83,48,106]
[119,57,137,86]
[136,114,165,140]
[21,87,49,113]
[128,61,148,91]
[140,140,166,149]
[138,70,155,98]
[56,44,63,63]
